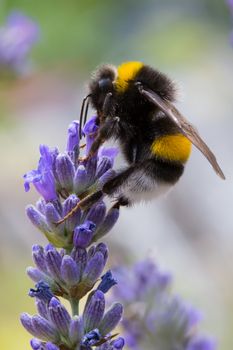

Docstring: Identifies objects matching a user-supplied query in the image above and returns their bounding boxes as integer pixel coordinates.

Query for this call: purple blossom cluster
[27,243,113,300]
[112,259,216,350]
[0,11,39,75]
[21,282,123,350]
[24,117,119,249]
[21,117,124,350]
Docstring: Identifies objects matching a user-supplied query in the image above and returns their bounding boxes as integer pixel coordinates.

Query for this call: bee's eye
[98,78,113,92]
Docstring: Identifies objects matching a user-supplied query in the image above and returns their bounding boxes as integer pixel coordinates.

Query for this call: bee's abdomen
[151,158,184,184]
[151,134,192,163]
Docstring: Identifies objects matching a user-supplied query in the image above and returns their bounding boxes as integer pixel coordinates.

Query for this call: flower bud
[73,221,96,248]
[69,315,84,345]
[70,247,87,275]
[85,202,106,227]
[96,157,112,178]
[83,252,105,286]
[55,153,75,191]
[29,281,54,303]
[30,338,42,350]
[63,194,81,232]
[95,207,119,240]
[73,165,88,194]
[99,303,123,335]
[112,337,125,350]
[97,270,117,293]
[66,120,80,153]
[45,246,62,281]
[32,245,48,273]
[26,205,49,234]
[83,290,105,332]
[31,314,59,342]
[48,297,71,337]
[27,267,48,283]
[60,255,80,286]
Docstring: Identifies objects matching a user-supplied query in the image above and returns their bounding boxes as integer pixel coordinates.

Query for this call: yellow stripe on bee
[115,61,144,93]
[151,134,192,163]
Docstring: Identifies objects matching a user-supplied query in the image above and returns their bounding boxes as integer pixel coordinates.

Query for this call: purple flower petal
[60,255,80,286]
[66,120,80,152]
[83,290,105,332]
[24,145,57,201]
[83,116,99,154]
[73,221,96,248]
[187,338,216,350]
[83,251,105,286]
[85,201,106,228]
[48,297,71,337]
[29,281,54,303]
[98,147,119,166]
[99,302,123,335]
[97,270,117,293]
[69,315,84,345]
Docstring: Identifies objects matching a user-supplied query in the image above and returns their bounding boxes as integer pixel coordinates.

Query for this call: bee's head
[88,64,117,112]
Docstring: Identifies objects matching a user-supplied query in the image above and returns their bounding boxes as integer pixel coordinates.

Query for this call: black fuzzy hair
[136,65,177,102]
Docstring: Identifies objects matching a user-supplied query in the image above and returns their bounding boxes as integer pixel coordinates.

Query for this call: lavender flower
[112,259,216,350]
[0,11,39,75]
[24,117,119,249]
[22,115,215,350]
[27,242,111,299]
[22,117,124,350]
[21,287,123,350]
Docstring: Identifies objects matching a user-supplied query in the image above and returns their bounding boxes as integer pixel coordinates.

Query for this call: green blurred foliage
[0,0,230,71]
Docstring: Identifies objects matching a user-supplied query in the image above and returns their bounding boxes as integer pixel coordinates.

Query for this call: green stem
[70,298,79,316]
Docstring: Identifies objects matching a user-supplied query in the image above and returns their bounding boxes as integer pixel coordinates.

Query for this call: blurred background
[0,0,232,349]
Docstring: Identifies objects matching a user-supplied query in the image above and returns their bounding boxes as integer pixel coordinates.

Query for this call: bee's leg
[112,196,130,209]
[103,159,177,206]
[56,190,104,225]
[83,93,115,159]
[56,166,135,225]
[102,92,113,117]
[81,116,118,162]
[102,166,135,196]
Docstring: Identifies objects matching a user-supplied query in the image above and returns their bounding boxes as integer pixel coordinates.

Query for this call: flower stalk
[21,117,124,350]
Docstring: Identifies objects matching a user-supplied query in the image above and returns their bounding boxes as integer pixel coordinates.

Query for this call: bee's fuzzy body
[57,61,224,224]
[88,62,191,205]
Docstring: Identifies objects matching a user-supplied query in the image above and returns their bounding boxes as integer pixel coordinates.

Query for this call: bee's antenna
[79,94,91,139]
[83,99,90,128]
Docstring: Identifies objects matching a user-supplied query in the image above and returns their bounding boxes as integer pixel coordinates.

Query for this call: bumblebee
[57,61,225,224]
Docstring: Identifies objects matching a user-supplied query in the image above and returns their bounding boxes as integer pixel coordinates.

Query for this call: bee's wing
[138,84,225,179]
